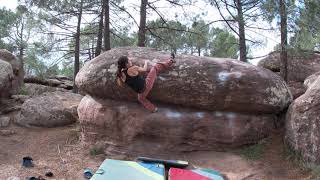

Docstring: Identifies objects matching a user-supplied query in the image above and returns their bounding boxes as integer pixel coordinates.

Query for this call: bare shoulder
[127,66,139,76]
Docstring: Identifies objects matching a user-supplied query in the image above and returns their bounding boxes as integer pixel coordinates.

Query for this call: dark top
[124,69,145,93]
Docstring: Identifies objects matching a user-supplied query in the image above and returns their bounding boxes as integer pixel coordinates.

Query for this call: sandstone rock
[47,78,62,86]
[287,81,306,99]
[285,76,320,163]
[258,51,320,82]
[0,60,14,98]
[0,116,10,127]
[11,94,30,103]
[0,49,24,95]
[6,176,20,180]
[78,95,276,153]
[24,75,73,90]
[17,92,83,127]
[258,52,280,72]
[304,72,320,89]
[0,97,22,115]
[76,47,292,114]
[50,75,72,81]
[0,130,16,136]
[24,83,68,96]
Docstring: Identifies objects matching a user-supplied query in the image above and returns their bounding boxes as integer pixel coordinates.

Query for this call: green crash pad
[90,159,165,180]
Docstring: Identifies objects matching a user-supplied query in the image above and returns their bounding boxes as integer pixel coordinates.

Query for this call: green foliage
[237,139,268,160]
[290,0,320,50]
[110,28,136,48]
[209,28,239,59]
[89,145,104,156]
[24,50,46,76]
[146,18,238,58]
[308,164,320,179]
[260,0,297,22]
[146,19,187,52]
[18,84,29,95]
[0,7,17,50]
[283,143,320,179]
[186,20,209,55]
[58,61,74,77]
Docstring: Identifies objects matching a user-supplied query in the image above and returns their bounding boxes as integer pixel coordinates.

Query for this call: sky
[0,0,17,10]
[0,0,280,65]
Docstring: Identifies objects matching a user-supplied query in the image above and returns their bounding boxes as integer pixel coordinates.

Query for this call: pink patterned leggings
[138,60,173,112]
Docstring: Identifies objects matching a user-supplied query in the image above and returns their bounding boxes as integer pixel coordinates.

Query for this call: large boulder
[0,49,24,95]
[304,72,320,89]
[76,47,292,114]
[287,81,306,99]
[78,95,276,153]
[258,51,320,82]
[258,52,280,72]
[285,76,320,163]
[0,60,14,98]
[17,92,83,127]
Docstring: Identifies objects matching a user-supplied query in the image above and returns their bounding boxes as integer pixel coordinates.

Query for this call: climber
[116,53,176,113]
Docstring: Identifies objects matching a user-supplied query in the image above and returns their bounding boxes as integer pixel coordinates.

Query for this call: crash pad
[169,167,224,180]
[90,159,165,180]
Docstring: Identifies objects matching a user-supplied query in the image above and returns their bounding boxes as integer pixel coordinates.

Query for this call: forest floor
[0,124,313,180]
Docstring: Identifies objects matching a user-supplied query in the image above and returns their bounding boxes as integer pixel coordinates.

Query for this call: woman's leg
[154,59,174,72]
[138,59,174,112]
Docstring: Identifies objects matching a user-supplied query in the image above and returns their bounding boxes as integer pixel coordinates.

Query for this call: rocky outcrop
[285,76,320,163]
[24,75,73,90]
[258,51,320,99]
[76,47,292,114]
[0,60,14,98]
[287,81,306,99]
[0,49,24,96]
[76,47,292,154]
[24,83,68,96]
[17,92,82,127]
[258,51,320,82]
[79,96,276,153]
[0,116,10,127]
[304,72,320,89]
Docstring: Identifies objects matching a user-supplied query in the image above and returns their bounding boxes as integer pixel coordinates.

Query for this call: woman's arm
[137,60,149,72]
[117,72,126,87]
[127,60,149,76]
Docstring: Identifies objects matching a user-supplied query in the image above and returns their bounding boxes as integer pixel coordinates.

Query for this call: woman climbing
[116,53,176,112]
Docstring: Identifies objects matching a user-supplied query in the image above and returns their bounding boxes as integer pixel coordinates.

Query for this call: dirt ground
[0,125,311,180]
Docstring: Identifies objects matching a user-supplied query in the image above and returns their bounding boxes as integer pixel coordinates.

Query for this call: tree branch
[213,0,239,36]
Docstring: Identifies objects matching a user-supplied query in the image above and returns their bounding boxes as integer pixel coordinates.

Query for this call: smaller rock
[287,81,306,99]
[1,106,21,114]
[24,83,67,96]
[17,91,83,127]
[47,78,62,86]
[11,94,30,103]
[304,72,320,89]
[0,129,15,136]
[6,176,20,180]
[0,116,10,127]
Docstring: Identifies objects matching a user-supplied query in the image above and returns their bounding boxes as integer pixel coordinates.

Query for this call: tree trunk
[103,0,110,51]
[19,19,25,78]
[236,0,247,62]
[95,1,103,56]
[92,39,95,59]
[138,0,148,47]
[280,0,288,81]
[88,48,92,60]
[73,0,83,93]
[19,18,24,66]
